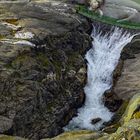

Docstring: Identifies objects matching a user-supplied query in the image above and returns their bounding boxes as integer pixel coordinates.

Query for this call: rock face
[43,130,104,140]
[43,93,140,140]
[0,0,91,139]
[114,40,140,100]
[103,34,140,113]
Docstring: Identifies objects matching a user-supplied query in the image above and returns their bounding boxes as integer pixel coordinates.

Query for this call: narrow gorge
[64,25,137,131]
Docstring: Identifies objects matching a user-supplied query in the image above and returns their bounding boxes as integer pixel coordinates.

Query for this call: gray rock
[0,0,91,139]
[0,116,13,133]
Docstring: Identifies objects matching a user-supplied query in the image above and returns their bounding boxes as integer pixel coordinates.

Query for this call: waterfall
[64,26,136,131]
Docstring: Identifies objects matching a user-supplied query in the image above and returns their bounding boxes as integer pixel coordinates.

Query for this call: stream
[64,26,136,131]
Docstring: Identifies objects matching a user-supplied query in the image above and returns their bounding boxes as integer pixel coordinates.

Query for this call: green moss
[133,112,140,119]
[0,135,26,140]
[102,123,120,134]
[4,63,13,69]
[4,55,28,69]
[47,102,55,112]
[37,52,62,79]
[3,19,18,25]
[0,135,13,140]
[16,83,26,92]
[37,53,50,67]
[44,130,102,140]
[103,102,128,133]
[46,99,60,112]
[115,101,129,121]
[76,5,140,30]
[121,93,140,124]
[0,34,5,40]
[67,52,80,71]
[43,94,140,140]
[133,0,140,4]
[52,61,62,79]
[11,55,30,68]
[5,54,34,70]
[13,55,28,63]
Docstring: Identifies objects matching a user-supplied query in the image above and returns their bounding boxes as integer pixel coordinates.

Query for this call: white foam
[64,26,135,131]
[15,32,34,39]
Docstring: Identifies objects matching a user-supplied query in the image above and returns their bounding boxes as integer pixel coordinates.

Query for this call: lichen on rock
[0,0,91,139]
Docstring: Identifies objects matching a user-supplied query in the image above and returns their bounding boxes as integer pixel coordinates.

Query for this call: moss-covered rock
[0,0,92,140]
[43,130,103,140]
[44,93,140,140]
[0,135,26,140]
[121,93,140,124]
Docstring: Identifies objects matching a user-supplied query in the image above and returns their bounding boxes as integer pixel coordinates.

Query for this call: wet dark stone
[91,118,102,124]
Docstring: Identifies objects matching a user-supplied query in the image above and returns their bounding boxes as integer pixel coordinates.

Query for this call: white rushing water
[64,26,136,131]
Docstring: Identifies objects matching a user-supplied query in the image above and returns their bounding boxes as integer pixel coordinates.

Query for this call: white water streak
[64,26,136,131]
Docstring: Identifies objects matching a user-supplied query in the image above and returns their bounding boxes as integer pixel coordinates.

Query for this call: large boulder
[0,0,91,139]
[114,39,140,100]
[43,130,103,140]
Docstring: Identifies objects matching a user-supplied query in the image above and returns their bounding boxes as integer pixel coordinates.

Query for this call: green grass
[76,5,140,30]
[133,0,140,4]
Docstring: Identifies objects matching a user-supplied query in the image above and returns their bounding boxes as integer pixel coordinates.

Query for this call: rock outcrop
[1,1,140,140]
[0,0,91,139]
[1,92,140,140]
[43,93,140,140]
[103,33,140,112]
[114,39,140,100]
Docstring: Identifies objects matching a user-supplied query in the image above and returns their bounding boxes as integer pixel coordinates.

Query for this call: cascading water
[64,26,136,131]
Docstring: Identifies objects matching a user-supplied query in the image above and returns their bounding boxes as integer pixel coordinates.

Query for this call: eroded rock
[114,39,140,100]
[0,0,91,139]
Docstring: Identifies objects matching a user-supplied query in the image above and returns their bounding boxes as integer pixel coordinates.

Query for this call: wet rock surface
[103,34,140,113]
[91,118,101,124]
[42,93,140,140]
[100,34,140,138]
[114,38,140,100]
[0,0,91,139]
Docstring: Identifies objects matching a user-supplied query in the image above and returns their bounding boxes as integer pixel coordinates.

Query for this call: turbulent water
[64,26,136,131]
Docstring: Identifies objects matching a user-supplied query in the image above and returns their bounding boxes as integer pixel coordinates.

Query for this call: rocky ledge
[101,29,140,138]
[38,93,140,140]
[105,34,140,111]
[1,92,140,140]
[0,0,91,139]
